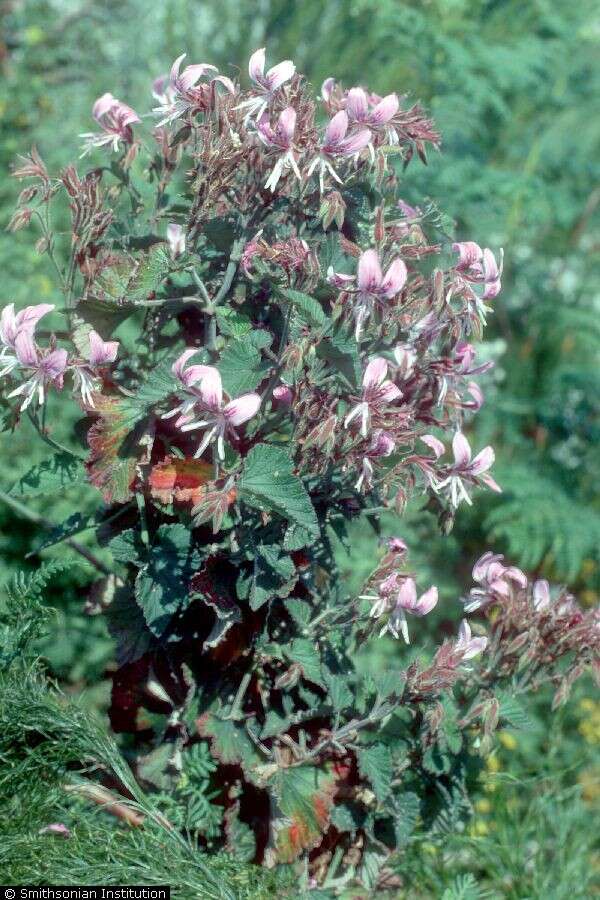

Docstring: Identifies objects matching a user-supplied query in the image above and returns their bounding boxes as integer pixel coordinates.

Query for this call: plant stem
[0,488,110,575]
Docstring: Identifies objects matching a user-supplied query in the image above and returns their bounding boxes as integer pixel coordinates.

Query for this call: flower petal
[470,445,494,475]
[421,434,445,459]
[362,356,387,389]
[381,258,407,297]
[370,93,399,125]
[414,586,438,616]
[88,330,119,366]
[324,110,348,145]
[248,48,266,83]
[452,432,472,466]
[14,330,38,367]
[396,578,417,611]
[357,249,383,293]
[198,366,222,408]
[224,392,261,425]
[346,87,369,121]
[266,60,295,91]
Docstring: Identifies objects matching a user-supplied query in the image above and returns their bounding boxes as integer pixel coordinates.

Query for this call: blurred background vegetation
[1,0,599,894]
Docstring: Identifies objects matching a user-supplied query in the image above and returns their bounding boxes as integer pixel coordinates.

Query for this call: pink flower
[6,331,67,410]
[345,358,402,436]
[0,302,54,352]
[322,111,372,159]
[238,48,295,119]
[384,577,438,643]
[354,249,407,339]
[392,344,417,380]
[321,77,336,102]
[355,429,395,491]
[167,223,186,259]
[421,434,445,459]
[88,330,119,366]
[306,111,372,191]
[256,107,301,191]
[455,619,488,661]
[168,364,261,460]
[453,241,503,304]
[346,87,399,127]
[80,93,140,155]
[154,55,235,125]
[435,433,500,508]
[464,551,527,612]
[248,48,295,93]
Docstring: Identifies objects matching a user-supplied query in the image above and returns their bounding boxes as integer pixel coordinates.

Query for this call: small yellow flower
[499,731,518,750]
[468,819,489,837]
[486,754,501,773]
[475,798,491,814]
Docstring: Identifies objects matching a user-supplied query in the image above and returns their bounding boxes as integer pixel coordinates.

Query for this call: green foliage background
[0,0,599,894]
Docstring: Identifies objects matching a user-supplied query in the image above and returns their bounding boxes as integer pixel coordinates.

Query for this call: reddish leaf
[149,456,212,505]
[86,394,151,504]
[267,766,335,864]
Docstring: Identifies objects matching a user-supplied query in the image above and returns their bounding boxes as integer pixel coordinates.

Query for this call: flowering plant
[3,47,598,890]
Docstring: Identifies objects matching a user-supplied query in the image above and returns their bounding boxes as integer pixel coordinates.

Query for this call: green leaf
[316,325,360,388]
[392,791,420,847]
[497,691,534,731]
[238,444,319,539]
[284,598,312,628]
[218,339,270,396]
[197,713,260,771]
[357,744,393,803]
[215,307,253,337]
[278,287,327,328]
[284,638,324,688]
[249,544,296,611]
[10,453,86,498]
[107,528,144,566]
[323,672,353,712]
[134,524,200,636]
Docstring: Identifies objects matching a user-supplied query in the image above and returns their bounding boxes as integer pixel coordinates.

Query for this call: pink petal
[472,552,502,582]
[414,586,438,616]
[321,77,336,101]
[453,241,482,270]
[224,392,261,425]
[93,92,116,121]
[357,249,383,293]
[338,128,372,155]
[452,432,472,466]
[14,330,38,367]
[467,381,484,409]
[370,93,399,125]
[248,48,266,83]
[0,303,17,345]
[371,430,395,457]
[362,357,388,389]
[199,366,223,408]
[265,60,295,91]
[324,110,349,145]
[379,380,402,402]
[346,87,369,121]
[470,445,494,475]
[381,258,407,297]
[88,330,119,365]
[170,54,187,85]
[421,434,445,458]
[214,75,236,95]
[483,248,500,282]
[178,63,217,91]
[16,303,55,334]
[481,473,502,493]
[505,566,527,588]
[482,278,501,299]
[276,107,296,143]
[457,619,471,645]
[42,348,68,379]
[397,578,417,611]
[533,579,550,611]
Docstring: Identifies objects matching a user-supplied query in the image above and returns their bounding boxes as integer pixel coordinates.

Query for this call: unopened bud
[6,207,32,232]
